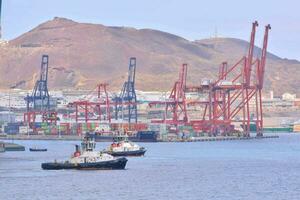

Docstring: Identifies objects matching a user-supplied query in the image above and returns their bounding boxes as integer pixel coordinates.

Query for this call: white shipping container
[19,126,29,134]
[95,124,111,132]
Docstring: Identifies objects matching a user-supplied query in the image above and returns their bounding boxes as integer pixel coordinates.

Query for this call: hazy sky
[3,0,300,60]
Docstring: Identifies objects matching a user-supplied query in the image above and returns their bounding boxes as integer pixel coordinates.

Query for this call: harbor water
[1,133,300,200]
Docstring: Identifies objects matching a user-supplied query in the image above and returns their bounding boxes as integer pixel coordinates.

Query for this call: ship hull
[41,162,76,170]
[105,148,146,157]
[41,157,128,170]
[89,131,158,142]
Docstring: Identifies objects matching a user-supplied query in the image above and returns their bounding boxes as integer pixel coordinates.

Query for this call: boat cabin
[113,135,129,143]
[81,135,96,152]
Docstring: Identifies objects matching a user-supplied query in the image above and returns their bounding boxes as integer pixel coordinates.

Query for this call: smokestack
[0,0,2,39]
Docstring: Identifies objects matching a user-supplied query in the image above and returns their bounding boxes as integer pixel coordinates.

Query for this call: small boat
[41,135,127,170]
[30,148,47,152]
[104,135,146,157]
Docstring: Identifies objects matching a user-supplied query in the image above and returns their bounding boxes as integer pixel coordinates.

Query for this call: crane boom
[259,24,271,89]
[245,21,258,86]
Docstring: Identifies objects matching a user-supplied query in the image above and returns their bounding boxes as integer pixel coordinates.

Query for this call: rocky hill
[0,17,299,96]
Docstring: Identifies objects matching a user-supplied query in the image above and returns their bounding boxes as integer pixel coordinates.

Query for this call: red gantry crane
[69,83,112,124]
[190,21,271,137]
[149,64,188,133]
[149,21,270,137]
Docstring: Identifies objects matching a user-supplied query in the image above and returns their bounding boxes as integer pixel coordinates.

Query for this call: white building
[282,93,296,101]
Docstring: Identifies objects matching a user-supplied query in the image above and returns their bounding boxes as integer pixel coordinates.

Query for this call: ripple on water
[1,133,300,200]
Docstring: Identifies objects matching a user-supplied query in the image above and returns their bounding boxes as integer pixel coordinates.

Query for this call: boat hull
[41,157,128,170]
[88,131,158,142]
[106,148,146,157]
[41,162,76,170]
[30,148,47,152]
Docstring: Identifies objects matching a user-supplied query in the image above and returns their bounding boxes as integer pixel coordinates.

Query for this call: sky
[2,0,300,60]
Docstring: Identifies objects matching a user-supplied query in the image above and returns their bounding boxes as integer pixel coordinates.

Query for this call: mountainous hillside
[0,17,299,96]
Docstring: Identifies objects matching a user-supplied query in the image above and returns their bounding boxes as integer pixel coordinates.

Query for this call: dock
[1,134,279,143]
[175,135,279,142]
[1,135,82,141]
[0,142,25,151]
[4,143,25,151]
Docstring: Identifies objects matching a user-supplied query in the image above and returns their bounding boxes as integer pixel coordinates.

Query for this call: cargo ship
[88,130,158,142]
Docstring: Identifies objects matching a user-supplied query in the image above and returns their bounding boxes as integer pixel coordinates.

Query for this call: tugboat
[104,135,146,157]
[41,135,127,170]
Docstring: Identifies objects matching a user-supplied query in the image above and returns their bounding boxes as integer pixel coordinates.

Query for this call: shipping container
[293,124,300,132]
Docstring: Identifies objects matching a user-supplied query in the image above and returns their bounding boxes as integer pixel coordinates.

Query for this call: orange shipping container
[293,124,300,132]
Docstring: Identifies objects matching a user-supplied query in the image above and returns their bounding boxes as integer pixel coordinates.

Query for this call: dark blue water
[1,133,300,200]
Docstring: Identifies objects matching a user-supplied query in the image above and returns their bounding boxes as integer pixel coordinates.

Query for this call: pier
[176,135,279,142]
[3,143,25,151]
[0,140,25,151]
[1,134,279,143]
